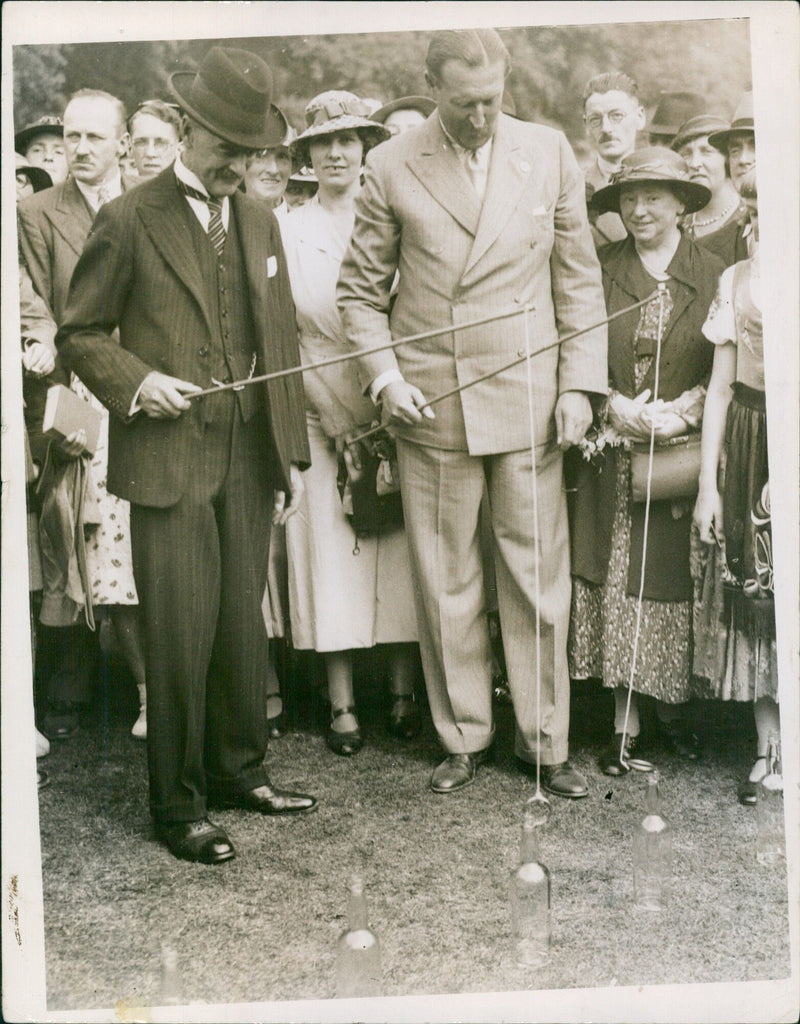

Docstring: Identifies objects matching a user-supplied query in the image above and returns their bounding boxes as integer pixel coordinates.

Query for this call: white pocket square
[531,205,547,216]
[266,255,278,278]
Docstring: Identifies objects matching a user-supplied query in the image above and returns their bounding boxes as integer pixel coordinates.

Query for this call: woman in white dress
[282,92,421,755]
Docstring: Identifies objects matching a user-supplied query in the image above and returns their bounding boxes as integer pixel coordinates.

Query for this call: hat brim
[372,96,436,124]
[708,122,755,151]
[15,162,53,191]
[289,117,391,168]
[169,70,287,150]
[15,123,63,154]
[591,176,711,216]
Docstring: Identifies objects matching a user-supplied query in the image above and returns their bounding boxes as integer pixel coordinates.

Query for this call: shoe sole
[430,775,476,794]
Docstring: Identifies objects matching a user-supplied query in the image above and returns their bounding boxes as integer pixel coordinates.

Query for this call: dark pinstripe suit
[56,168,310,822]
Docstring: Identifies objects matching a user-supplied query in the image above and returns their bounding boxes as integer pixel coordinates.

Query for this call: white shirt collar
[596,154,624,181]
[74,168,123,211]
[174,153,211,196]
[173,153,230,229]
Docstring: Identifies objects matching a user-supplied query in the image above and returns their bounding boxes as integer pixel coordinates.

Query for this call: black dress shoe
[155,818,236,864]
[42,702,80,741]
[659,718,702,760]
[387,694,421,740]
[430,749,491,794]
[517,759,589,799]
[211,782,318,815]
[737,757,767,806]
[327,706,363,756]
[599,733,654,776]
[267,713,285,740]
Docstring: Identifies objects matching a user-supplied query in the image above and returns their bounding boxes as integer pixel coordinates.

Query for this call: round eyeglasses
[584,110,629,131]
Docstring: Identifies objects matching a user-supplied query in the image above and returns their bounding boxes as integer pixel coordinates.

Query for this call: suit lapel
[406,117,481,238]
[464,116,530,276]
[48,179,94,257]
[136,171,214,331]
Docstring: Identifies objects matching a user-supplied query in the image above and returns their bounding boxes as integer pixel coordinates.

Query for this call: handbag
[336,427,404,539]
[630,433,702,503]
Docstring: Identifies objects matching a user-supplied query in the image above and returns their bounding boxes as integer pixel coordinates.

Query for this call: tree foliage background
[13,17,751,163]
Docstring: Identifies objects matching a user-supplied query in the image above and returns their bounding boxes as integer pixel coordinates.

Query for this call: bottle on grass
[756,732,785,867]
[510,802,552,965]
[336,876,382,998]
[633,770,672,911]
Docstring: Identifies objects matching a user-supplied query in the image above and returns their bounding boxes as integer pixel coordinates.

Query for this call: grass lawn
[36,654,791,1014]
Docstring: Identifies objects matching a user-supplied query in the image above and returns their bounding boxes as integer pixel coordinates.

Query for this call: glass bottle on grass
[160,942,184,1006]
[336,876,382,998]
[510,801,552,965]
[757,733,785,867]
[633,770,672,911]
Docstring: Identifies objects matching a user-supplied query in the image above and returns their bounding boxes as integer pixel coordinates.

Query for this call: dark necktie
[176,178,226,257]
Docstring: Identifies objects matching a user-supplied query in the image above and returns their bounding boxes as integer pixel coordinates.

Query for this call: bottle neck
[347,889,369,931]
[519,824,541,865]
[645,775,662,815]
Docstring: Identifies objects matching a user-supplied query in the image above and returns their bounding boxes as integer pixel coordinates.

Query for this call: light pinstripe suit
[338,113,608,763]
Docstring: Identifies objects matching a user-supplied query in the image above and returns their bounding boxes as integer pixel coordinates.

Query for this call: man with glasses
[581,71,645,247]
[128,99,182,179]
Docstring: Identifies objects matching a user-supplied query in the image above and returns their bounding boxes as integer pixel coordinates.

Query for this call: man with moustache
[18,89,140,741]
[338,28,607,798]
[581,71,645,247]
[56,48,316,864]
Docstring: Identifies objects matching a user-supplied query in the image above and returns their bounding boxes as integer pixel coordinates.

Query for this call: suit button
[224,332,230,340]
[517,348,525,357]
[221,310,227,318]
[530,240,538,248]
[198,346,209,357]
[218,264,225,273]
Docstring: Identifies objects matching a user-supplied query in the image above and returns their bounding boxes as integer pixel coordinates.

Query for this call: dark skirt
[722,382,774,639]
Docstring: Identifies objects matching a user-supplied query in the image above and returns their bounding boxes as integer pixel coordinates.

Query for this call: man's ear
[117,132,131,160]
[634,105,647,132]
[424,70,437,93]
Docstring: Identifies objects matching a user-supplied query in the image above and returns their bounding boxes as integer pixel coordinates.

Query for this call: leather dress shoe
[211,782,318,815]
[737,756,767,806]
[387,694,421,740]
[267,713,285,740]
[156,818,236,864]
[599,733,654,776]
[42,702,80,741]
[517,758,589,799]
[327,706,363,756]
[660,718,702,760]
[430,749,490,794]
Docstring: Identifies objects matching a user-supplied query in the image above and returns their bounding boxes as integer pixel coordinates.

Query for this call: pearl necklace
[690,198,738,229]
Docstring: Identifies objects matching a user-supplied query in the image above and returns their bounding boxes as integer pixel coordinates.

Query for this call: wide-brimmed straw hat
[15,115,63,154]
[290,91,391,165]
[15,152,53,192]
[169,46,287,150]
[670,114,731,153]
[591,147,711,216]
[371,95,436,125]
[647,91,705,138]
[708,92,754,151]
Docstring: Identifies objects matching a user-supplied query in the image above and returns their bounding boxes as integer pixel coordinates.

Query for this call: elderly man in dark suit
[338,29,608,799]
[56,48,317,864]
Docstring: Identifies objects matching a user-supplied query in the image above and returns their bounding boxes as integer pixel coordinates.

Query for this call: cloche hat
[591,147,711,216]
[708,92,754,151]
[371,95,436,125]
[290,91,390,166]
[647,91,705,138]
[169,46,287,150]
[670,114,731,153]
[15,115,63,154]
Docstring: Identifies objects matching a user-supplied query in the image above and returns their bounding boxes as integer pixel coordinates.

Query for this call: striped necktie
[176,178,227,257]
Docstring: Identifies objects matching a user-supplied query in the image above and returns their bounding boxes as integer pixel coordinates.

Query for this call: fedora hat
[169,47,287,150]
[15,115,63,154]
[670,114,731,153]
[15,152,53,193]
[290,91,390,166]
[647,91,705,138]
[591,147,711,216]
[371,95,436,125]
[708,92,754,151]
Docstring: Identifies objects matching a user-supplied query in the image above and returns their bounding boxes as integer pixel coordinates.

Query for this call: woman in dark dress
[568,148,725,774]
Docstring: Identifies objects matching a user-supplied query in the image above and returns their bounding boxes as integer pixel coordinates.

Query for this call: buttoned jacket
[337,112,608,454]
[55,167,309,507]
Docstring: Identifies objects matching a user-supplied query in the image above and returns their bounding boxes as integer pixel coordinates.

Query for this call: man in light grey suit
[338,28,608,797]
